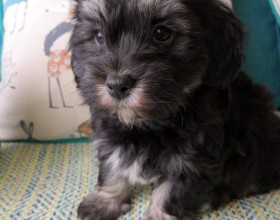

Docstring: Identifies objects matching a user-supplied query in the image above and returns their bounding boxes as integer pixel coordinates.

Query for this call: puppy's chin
[117,107,137,126]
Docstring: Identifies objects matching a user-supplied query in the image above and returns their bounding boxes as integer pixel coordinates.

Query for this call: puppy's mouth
[96,78,185,126]
[97,84,145,125]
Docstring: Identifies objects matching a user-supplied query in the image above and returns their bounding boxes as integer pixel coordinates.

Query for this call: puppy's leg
[145,180,179,220]
[78,165,131,220]
[145,179,215,220]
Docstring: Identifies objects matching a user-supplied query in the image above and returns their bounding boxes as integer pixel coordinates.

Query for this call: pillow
[269,1,280,94]
[0,3,3,77]
[269,0,280,25]
[0,0,91,141]
[233,0,280,109]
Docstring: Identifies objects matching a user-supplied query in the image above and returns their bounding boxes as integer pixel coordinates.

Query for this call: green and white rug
[0,143,279,220]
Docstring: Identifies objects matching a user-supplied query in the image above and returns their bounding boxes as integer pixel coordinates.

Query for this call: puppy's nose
[106,75,135,100]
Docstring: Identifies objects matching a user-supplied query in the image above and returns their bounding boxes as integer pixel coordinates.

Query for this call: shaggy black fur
[70,0,280,219]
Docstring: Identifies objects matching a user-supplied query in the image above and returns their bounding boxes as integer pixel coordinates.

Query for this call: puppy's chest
[101,128,199,184]
[105,147,160,185]
[104,144,195,185]
[121,159,158,185]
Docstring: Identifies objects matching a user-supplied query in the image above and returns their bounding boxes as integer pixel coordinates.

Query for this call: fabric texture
[0,142,279,220]
[0,0,91,141]
[233,0,280,109]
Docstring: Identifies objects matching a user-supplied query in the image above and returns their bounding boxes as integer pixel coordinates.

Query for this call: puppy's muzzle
[106,75,136,100]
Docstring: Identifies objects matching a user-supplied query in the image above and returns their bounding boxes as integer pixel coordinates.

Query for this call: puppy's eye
[94,29,105,45]
[154,26,172,42]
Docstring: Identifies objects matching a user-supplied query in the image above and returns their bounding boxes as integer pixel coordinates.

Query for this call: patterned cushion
[0,0,90,141]
[0,142,279,219]
[0,3,3,73]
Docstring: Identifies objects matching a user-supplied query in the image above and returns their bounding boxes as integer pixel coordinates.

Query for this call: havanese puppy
[70,0,280,219]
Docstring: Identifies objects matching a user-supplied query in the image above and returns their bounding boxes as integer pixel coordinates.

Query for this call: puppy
[70,0,280,219]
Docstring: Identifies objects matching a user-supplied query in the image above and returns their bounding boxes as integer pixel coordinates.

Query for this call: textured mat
[0,143,279,220]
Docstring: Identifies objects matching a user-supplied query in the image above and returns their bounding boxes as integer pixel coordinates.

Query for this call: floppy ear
[190,0,246,88]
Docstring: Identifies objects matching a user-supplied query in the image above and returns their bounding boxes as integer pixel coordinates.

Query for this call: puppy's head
[70,0,245,125]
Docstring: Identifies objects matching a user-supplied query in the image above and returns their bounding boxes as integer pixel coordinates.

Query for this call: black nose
[106,75,135,100]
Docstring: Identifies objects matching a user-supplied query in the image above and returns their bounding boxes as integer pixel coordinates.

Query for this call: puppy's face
[71,0,244,125]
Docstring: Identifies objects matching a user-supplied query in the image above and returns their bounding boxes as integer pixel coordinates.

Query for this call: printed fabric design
[3,0,28,34]
[44,21,73,109]
[0,50,18,93]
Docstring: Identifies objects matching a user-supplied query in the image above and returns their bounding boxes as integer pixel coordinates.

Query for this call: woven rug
[0,143,279,220]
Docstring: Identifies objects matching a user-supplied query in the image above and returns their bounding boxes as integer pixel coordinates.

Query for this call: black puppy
[70,0,280,219]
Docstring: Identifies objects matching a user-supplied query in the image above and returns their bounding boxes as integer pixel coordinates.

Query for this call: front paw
[144,208,178,220]
[77,192,131,220]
